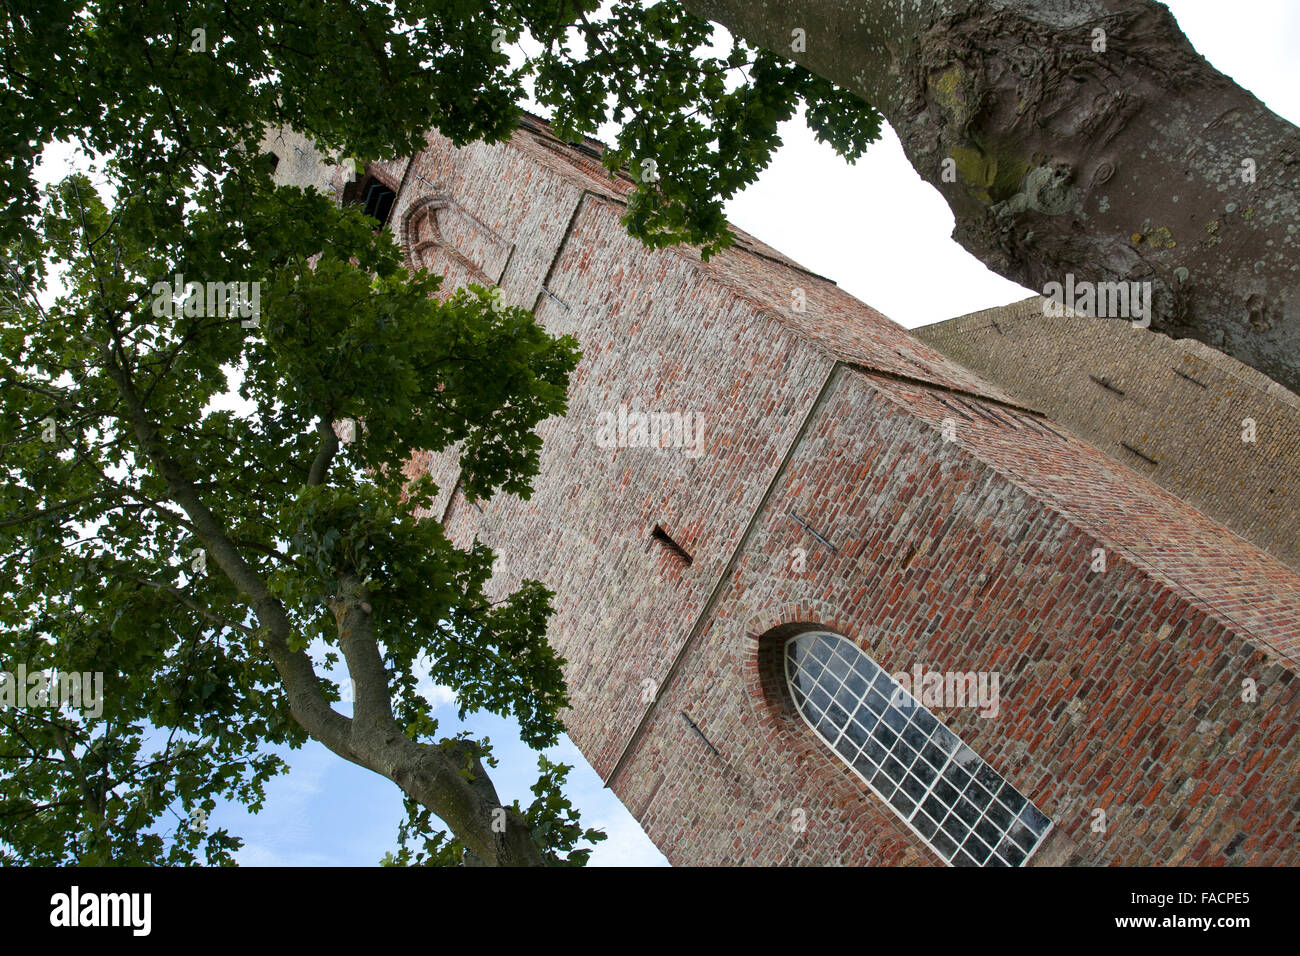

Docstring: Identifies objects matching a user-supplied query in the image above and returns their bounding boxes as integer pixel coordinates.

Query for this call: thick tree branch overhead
[682,0,1300,395]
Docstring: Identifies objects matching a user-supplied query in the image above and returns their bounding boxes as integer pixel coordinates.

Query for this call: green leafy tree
[1,1,881,256]
[2,166,586,865]
[0,0,881,864]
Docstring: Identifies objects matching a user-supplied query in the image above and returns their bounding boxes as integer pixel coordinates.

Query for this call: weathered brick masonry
[917,297,1300,572]
[270,119,1300,866]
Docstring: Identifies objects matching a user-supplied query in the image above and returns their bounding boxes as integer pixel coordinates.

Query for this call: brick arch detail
[398,192,499,288]
[400,193,449,273]
[729,601,933,865]
[735,601,855,758]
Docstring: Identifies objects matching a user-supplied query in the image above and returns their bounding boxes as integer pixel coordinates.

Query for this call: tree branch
[307,416,340,486]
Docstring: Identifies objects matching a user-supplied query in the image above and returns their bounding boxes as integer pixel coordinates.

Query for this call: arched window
[400,196,512,293]
[786,631,1051,866]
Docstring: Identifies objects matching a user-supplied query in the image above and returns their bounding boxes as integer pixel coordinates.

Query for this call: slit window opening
[648,524,693,565]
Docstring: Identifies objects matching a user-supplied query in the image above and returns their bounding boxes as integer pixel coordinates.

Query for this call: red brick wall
[439,189,835,775]
[917,298,1300,572]
[612,367,1298,865]
[376,120,1300,866]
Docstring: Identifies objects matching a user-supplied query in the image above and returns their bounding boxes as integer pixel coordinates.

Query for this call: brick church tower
[269,117,1300,867]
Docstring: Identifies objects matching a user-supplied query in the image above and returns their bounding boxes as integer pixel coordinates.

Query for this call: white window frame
[785,631,1052,867]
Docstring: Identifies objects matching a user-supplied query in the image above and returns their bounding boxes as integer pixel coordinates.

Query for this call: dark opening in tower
[343,172,397,227]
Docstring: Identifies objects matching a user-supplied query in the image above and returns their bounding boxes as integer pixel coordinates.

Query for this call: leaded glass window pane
[784,631,1052,867]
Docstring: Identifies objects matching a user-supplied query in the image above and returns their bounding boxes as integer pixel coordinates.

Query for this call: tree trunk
[682,0,1300,395]
[328,573,548,866]
[107,333,545,865]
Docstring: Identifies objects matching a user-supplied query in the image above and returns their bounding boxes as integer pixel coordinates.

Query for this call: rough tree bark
[682,0,1300,395]
[328,573,547,867]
